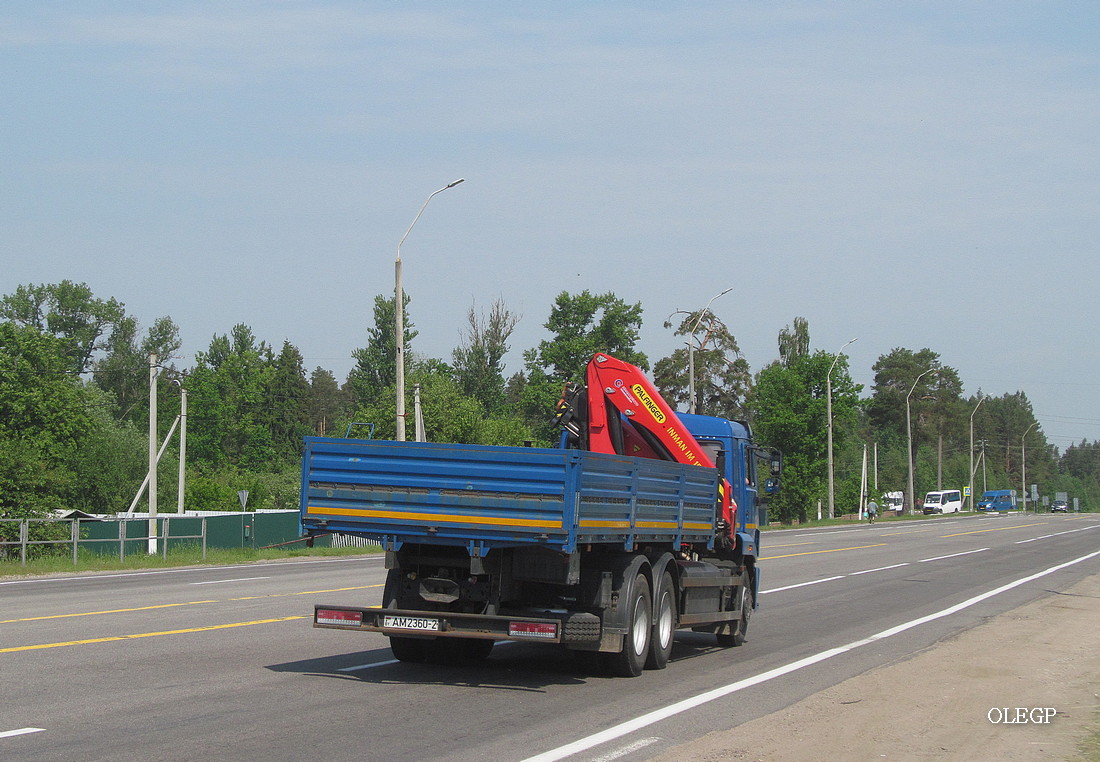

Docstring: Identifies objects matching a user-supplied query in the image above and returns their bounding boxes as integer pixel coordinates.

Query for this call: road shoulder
[650,573,1100,761]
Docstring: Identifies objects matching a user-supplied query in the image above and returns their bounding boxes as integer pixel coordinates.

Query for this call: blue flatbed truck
[301,356,779,676]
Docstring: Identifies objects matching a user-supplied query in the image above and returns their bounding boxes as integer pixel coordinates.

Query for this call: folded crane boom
[557,353,736,537]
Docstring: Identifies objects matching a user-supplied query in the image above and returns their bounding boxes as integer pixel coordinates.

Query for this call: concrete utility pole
[968,394,985,511]
[148,354,158,553]
[395,179,464,441]
[177,386,187,514]
[906,367,935,515]
[1021,422,1037,512]
[826,338,857,519]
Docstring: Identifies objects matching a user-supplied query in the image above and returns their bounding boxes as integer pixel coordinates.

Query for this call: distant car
[1051,499,1069,513]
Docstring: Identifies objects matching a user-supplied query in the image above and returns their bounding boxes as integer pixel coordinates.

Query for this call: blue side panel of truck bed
[300,437,719,553]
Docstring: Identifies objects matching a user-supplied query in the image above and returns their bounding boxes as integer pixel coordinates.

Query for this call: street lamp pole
[687,287,732,414]
[968,394,985,511]
[826,338,858,520]
[906,367,936,515]
[1021,421,1037,512]
[394,178,464,441]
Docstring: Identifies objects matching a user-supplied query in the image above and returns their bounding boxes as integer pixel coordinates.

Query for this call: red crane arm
[583,353,715,467]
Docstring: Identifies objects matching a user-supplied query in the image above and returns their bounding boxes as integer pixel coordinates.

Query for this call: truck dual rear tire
[716,569,752,648]
[603,573,652,677]
[645,571,676,670]
[388,636,494,665]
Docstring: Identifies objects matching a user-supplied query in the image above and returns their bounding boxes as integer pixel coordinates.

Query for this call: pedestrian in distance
[867,499,879,524]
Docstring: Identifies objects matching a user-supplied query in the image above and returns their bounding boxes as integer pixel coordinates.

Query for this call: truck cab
[676,413,777,562]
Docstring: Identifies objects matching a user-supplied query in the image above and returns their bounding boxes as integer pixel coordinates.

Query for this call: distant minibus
[923,489,963,515]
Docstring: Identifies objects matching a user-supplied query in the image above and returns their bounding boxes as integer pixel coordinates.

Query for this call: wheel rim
[632,595,649,656]
[656,591,673,649]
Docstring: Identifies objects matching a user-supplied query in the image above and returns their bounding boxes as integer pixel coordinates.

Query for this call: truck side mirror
[764,477,780,494]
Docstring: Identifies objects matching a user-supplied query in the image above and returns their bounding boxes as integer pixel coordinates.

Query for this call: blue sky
[3,2,1098,450]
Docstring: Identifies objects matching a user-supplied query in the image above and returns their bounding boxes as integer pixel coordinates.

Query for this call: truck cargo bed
[300,437,719,553]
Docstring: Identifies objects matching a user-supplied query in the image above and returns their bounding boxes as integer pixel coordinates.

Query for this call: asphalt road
[2,512,1098,762]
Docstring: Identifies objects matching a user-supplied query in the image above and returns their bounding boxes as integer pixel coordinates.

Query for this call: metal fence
[327,533,381,549]
[0,517,208,566]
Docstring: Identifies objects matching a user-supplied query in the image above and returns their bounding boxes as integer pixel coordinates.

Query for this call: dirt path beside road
[651,573,1100,761]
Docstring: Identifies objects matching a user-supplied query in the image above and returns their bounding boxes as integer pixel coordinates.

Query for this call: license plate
[383,615,440,632]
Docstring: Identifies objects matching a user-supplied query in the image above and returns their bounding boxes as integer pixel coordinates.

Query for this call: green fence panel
[254,512,301,548]
[74,511,302,557]
[203,514,245,549]
[81,519,152,557]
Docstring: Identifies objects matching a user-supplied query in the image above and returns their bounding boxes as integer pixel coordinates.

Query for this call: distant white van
[923,490,963,515]
[883,491,904,513]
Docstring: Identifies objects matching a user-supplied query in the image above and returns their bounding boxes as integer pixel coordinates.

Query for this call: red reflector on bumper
[317,609,363,626]
[509,621,557,639]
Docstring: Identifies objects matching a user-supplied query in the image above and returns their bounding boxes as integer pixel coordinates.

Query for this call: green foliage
[653,308,750,418]
[348,294,416,407]
[184,466,300,512]
[347,358,538,446]
[68,385,149,514]
[92,314,182,423]
[0,437,73,517]
[749,349,860,523]
[186,325,310,471]
[0,322,96,519]
[452,298,519,414]
[522,290,647,440]
[1,278,1093,526]
[0,280,127,375]
[308,366,350,437]
[777,317,810,365]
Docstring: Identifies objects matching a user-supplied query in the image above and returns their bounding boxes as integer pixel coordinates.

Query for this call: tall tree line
[0,282,1089,523]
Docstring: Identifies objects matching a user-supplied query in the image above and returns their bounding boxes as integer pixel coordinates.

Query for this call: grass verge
[0,543,381,580]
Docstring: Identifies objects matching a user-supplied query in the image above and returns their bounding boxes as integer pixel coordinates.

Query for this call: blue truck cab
[674,413,778,564]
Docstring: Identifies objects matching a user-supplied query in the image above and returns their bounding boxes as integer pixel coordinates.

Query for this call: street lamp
[968,394,985,511]
[394,178,465,441]
[1021,421,1038,512]
[687,287,732,414]
[826,338,858,520]
[905,367,936,515]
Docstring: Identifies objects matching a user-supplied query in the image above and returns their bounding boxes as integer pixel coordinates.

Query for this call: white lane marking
[759,576,845,595]
[848,562,910,576]
[0,728,45,739]
[1016,524,1100,544]
[523,548,1100,762]
[918,548,988,563]
[189,576,270,585]
[590,737,661,762]
[337,659,398,672]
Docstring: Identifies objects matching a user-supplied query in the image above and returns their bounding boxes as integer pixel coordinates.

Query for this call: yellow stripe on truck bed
[577,519,713,531]
[307,505,563,529]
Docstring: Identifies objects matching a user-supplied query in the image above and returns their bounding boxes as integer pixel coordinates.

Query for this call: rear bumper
[313,605,603,645]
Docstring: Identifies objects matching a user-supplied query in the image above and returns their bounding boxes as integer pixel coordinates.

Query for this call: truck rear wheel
[389,636,428,663]
[716,569,752,648]
[604,573,651,677]
[425,638,495,665]
[645,571,676,670]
